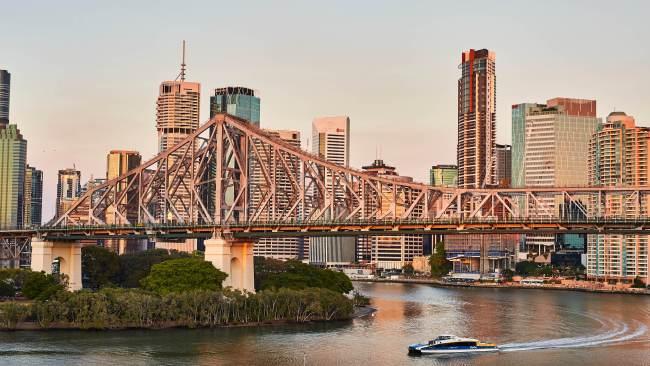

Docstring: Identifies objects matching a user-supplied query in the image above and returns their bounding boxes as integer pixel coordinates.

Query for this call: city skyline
[2,1,649,220]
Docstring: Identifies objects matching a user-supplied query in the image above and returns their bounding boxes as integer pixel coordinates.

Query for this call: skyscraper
[23,165,43,226]
[154,43,200,252]
[0,124,27,228]
[457,49,496,188]
[56,168,81,219]
[429,164,458,187]
[105,150,143,253]
[0,70,10,125]
[309,116,355,265]
[588,112,649,285]
[495,144,511,187]
[511,98,600,255]
[360,159,423,270]
[254,130,307,260]
[210,87,260,125]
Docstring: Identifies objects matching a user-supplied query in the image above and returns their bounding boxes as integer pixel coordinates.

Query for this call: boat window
[434,341,478,348]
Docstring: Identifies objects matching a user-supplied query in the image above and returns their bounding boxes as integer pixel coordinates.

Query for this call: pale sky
[2,0,649,221]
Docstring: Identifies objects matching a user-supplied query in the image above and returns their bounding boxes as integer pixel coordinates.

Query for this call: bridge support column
[31,238,82,291]
[204,237,254,293]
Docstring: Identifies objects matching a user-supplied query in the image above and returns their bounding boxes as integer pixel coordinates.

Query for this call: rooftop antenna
[177,40,187,82]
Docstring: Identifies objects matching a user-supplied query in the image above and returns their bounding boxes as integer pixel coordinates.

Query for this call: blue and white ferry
[408,335,498,355]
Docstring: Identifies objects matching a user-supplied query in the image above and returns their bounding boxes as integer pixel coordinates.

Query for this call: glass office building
[430,164,458,187]
[210,87,260,125]
[511,98,600,255]
[0,125,27,228]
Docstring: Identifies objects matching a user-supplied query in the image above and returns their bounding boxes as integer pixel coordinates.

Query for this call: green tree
[501,268,514,282]
[82,245,120,289]
[515,261,537,276]
[402,263,415,276]
[140,258,227,295]
[116,249,191,288]
[632,276,646,289]
[429,242,451,278]
[0,280,15,297]
[255,257,353,293]
[21,271,65,300]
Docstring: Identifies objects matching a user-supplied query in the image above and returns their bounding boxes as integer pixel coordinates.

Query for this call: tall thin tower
[155,42,200,252]
[457,49,496,188]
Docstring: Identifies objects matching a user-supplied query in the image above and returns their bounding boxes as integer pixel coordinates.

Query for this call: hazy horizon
[2,0,649,221]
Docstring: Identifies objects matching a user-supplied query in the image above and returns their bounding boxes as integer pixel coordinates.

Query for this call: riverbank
[0,287,356,331]
[352,278,650,296]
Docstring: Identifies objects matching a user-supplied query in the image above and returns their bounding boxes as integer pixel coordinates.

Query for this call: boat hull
[409,345,499,355]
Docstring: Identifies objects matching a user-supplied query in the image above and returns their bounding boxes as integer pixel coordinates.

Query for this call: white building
[309,116,356,265]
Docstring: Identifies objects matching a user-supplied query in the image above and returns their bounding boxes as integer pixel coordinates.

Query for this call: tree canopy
[82,246,120,289]
[140,258,227,295]
[114,249,191,288]
[255,257,353,294]
[429,242,452,278]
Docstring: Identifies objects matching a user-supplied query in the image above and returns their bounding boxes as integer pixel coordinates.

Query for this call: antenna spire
[180,40,186,82]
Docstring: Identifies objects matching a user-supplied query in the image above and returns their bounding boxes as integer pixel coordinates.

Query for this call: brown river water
[0,282,648,365]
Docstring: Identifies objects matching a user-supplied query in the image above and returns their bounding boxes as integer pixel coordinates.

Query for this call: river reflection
[0,283,648,366]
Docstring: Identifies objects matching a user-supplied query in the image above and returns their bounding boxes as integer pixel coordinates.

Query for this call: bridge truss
[44,113,650,235]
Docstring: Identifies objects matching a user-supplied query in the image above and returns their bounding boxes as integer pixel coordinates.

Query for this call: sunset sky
[2,0,649,220]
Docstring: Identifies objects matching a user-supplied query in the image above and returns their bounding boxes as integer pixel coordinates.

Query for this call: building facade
[56,168,81,219]
[457,49,496,188]
[210,87,260,125]
[588,112,649,284]
[154,51,200,252]
[23,165,43,226]
[309,116,355,265]
[495,144,511,187]
[105,150,144,254]
[429,164,458,187]
[0,70,10,125]
[0,124,27,228]
[511,98,600,255]
[254,130,307,260]
[360,159,424,270]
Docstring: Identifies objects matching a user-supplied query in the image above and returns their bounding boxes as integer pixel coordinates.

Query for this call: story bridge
[2,114,650,291]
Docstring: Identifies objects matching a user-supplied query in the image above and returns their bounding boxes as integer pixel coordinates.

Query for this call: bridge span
[5,114,650,292]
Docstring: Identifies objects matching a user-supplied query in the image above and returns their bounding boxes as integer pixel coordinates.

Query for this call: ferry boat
[408,335,499,355]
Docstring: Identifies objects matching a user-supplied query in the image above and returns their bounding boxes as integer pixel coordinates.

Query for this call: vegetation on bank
[82,246,193,289]
[0,247,358,330]
[515,261,586,278]
[429,242,452,278]
[254,257,353,294]
[0,287,353,330]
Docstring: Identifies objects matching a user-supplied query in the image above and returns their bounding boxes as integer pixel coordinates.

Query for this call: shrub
[140,258,227,295]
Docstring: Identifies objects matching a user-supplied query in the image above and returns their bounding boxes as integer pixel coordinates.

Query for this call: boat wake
[500,317,648,352]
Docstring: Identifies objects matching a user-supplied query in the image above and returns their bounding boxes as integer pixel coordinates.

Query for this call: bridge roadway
[3,217,650,241]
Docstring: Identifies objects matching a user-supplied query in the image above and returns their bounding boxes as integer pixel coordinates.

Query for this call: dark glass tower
[0,70,10,125]
[210,87,260,125]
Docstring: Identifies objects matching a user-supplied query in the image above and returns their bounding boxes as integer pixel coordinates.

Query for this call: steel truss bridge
[3,113,650,244]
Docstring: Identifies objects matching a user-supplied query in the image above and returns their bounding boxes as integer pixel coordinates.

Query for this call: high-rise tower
[155,42,200,252]
[588,112,649,284]
[511,98,600,255]
[210,87,260,125]
[0,125,27,228]
[309,116,355,265]
[105,150,143,253]
[0,70,10,125]
[56,168,81,219]
[156,42,200,155]
[457,49,496,188]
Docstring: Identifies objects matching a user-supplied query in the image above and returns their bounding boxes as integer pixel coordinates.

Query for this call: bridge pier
[31,238,82,291]
[204,237,255,292]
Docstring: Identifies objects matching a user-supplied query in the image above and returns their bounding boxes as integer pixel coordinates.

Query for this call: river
[1,282,649,365]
